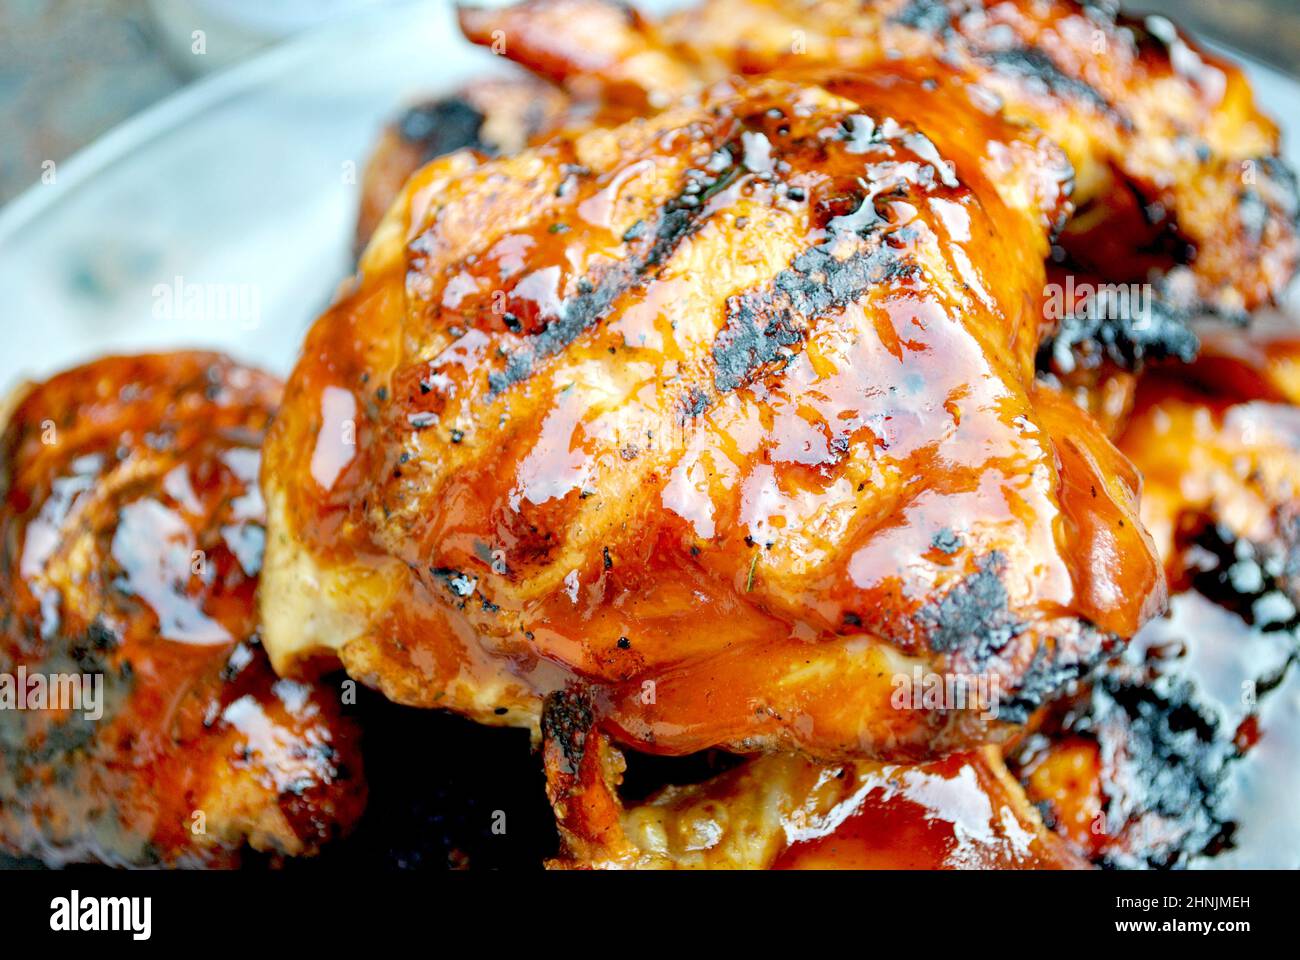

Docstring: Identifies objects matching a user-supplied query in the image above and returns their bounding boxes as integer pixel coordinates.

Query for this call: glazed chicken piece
[1185,318,1300,408]
[355,74,572,253]
[461,0,1300,358]
[261,70,1163,762]
[542,690,1085,869]
[1012,337,1300,867]
[0,354,365,867]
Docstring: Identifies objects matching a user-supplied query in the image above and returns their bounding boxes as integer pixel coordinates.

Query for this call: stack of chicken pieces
[4,0,1300,868]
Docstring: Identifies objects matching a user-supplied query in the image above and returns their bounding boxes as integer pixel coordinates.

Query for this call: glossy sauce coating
[0,354,364,866]
[462,0,1299,320]
[262,72,1162,761]
[355,75,573,254]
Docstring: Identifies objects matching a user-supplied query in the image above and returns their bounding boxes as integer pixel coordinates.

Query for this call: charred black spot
[1076,670,1234,869]
[681,386,711,419]
[999,639,1096,726]
[891,0,951,34]
[919,553,1026,664]
[541,687,596,775]
[398,97,487,163]
[1182,523,1300,633]
[931,527,962,555]
[428,566,477,598]
[1037,290,1200,374]
[1238,156,1300,250]
[83,619,119,652]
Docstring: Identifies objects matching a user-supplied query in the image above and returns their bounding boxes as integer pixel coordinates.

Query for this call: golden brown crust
[356,74,573,254]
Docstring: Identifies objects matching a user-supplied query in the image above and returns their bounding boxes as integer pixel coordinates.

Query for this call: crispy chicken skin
[541,690,1084,868]
[356,74,572,254]
[461,0,1300,329]
[262,70,1163,762]
[0,354,364,867]
[1012,336,1300,867]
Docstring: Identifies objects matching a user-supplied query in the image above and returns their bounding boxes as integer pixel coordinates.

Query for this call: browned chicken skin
[355,74,572,253]
[461,0,1300,354]
[262,69,1163,763]
[0,354,365,866]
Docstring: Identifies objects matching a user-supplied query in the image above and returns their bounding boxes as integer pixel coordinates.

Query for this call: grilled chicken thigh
[262,71,1162,762]
[0,354,364,866]
[461,0,1300,356]
[542,690,1084,868]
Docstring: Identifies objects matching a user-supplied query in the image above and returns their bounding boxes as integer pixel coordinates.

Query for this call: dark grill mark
[981,47,1115,115]
[711,220,912,394]
[488,145,744,394]
[1037,291,1200,374]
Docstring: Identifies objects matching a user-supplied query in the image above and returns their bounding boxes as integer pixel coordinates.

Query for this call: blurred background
[2,0,1299,206]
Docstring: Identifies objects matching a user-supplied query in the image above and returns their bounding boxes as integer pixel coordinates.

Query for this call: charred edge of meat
[1083,671,1236,869]
[1183,523,1300,638]
[489,144,744,394]
[397,97,488,164]
[1000,637,1100,726]
[911,551,1101,723]
[1037,291,1201,374]
[541,687,596,776]
[1039,522,1298,867]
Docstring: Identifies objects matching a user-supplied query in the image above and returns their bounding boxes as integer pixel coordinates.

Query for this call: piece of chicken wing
[0,354,365,867]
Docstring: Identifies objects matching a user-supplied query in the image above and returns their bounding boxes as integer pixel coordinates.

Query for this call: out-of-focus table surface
[0,1,185,205]
[1,0,1298,205]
